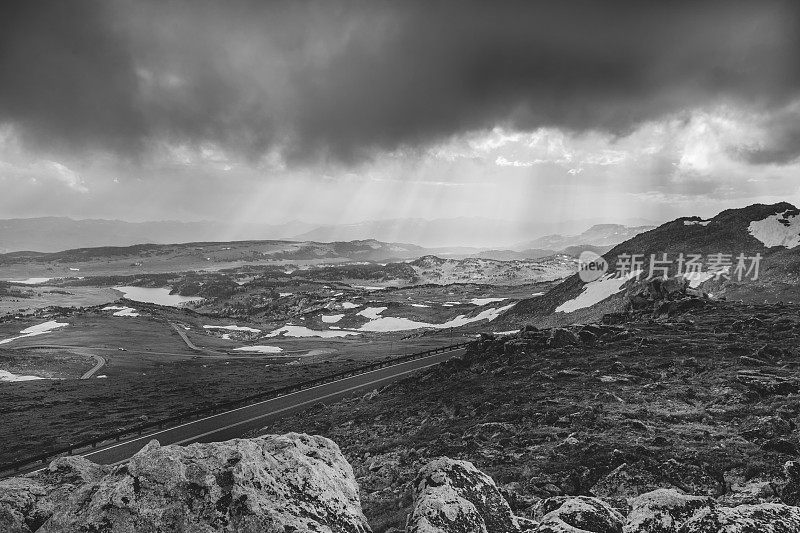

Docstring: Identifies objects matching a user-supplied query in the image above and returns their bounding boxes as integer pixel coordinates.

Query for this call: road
[79,353,106,379]
[25,347,464,470]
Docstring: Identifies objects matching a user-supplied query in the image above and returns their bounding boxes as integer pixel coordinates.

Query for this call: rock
[591,463,662,504]
[678,503,800,532]
[548,329,580,348]
[739,416,793,442]
[659,460,723,496]
[624,489,711,533]
[33,455,109,487]
[0,456,106,533]
[762,438,799,455]
[407,457,520,533]
[535,496,624,533]
[39,433,371,533]
[578,329,599,346]
[0,478,50,533]
[781,460,800,505]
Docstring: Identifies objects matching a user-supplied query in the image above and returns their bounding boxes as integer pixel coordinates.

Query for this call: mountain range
[0,216,658,254]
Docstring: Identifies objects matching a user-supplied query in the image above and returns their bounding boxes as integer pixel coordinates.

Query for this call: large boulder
[678,503,800,532]
[535,496,624,533]
[8,433,371,533]
[407,457,521,533]
[548,329,580,348]
[0,478,50,533]
[624,489,711,533]
[0,456,108,533]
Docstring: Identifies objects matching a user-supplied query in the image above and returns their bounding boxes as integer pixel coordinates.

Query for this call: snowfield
[556,271,643,314]
[0,320,69,345]
[113,286,203,307]
[748,210,800,249]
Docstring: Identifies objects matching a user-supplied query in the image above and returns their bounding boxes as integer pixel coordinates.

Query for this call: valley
[0,236,578,467]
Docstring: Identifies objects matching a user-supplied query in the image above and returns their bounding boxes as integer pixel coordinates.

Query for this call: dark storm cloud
[2,0,800,162]
[0,1,144,155]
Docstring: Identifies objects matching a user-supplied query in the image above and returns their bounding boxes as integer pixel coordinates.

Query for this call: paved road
[79,353,106,379]
[28,347,464,470]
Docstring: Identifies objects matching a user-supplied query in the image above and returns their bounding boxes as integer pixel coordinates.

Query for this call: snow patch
[469,297,507,306]
[748,210,800,249]
[203,324,261,333]
[0,369,45,382]
[357,304,515,332]
[9,278,52,285]
[682,271,715,288]
[321,314,344,324]
[493,329,520,336]
[556,270,643,313]
[0,320,69,345]
[266,325,359,338]
[340,302,359,309]
[234,345,283,354]
[114,286,203,307]
[357,307,387,320]
[102,306,140,317]
[410,303,430,308]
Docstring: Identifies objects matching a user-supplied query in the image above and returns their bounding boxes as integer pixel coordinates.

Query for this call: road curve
[80,353,106,379]
[36,347,464,469]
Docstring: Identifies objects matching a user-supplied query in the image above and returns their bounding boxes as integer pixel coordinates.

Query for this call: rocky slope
[257,293,800,531]
[499,202,800,328]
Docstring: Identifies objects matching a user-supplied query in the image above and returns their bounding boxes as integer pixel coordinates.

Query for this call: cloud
[0,0,799,166]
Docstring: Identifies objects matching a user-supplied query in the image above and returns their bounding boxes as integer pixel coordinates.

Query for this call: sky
[1,0,800,235]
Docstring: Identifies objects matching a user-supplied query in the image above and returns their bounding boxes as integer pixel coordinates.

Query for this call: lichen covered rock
[6,433,371,533]
[407,457,520,533]
[678,503,800,533]
[535,496,624,533]
[0,478,50,533]
[624,489,711,533]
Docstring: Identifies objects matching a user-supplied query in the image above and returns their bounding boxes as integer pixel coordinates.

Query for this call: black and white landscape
[3,1,800,532]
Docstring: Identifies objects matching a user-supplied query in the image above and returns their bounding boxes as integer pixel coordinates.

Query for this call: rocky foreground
[3,432,800,532]
[258,296,800,531]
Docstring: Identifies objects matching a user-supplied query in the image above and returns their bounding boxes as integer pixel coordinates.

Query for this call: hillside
[255,298,800,531]
[409,255,576,285]
[498,202,800,328]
